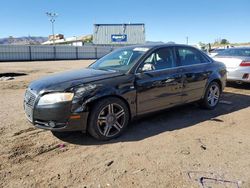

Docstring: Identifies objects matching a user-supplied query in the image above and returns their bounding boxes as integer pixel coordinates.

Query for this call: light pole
[46,12,58,45]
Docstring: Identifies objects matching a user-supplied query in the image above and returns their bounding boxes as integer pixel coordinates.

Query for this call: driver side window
[139,48,175,72]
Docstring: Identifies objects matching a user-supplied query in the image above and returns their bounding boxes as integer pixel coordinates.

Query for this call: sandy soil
[0,60,250,188]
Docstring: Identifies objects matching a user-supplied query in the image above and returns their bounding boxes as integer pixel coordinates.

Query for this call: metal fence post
[95,47,98,59]
[76,47,78,60]
[53,46,56,60]
[29,46,32,61]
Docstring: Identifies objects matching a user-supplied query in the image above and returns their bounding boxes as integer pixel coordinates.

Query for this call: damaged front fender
[69,81,137,118]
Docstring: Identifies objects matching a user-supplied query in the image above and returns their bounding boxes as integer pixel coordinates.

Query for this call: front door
[135,47,183,115]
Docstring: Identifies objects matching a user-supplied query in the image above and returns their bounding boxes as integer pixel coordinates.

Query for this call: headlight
[38,93,74,106]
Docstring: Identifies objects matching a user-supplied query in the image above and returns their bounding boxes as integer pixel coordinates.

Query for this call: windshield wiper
[94,67,119,72]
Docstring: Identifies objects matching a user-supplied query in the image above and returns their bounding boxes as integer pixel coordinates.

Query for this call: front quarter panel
[70,74,137,118]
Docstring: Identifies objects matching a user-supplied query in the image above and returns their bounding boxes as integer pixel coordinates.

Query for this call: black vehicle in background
[24,44,227,140]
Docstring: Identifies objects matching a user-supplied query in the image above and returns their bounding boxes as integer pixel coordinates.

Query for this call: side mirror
[141,63,154,72]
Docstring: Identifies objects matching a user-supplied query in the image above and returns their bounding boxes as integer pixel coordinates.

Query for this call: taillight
[240,61,250,66]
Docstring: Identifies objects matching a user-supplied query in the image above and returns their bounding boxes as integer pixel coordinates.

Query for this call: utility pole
[46,12,58,45]
[186,36,189,45]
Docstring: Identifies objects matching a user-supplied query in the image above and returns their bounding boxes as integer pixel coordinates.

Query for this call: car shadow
[54,90,250,146]
[226,82,250,90]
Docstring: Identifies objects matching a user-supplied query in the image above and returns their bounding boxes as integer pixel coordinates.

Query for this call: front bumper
[227,67,250,83]
[33,112,89,132]
[24,90,89,132]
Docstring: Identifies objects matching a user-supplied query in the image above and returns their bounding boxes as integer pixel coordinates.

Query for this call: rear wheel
[88,97,129,141]
[200,82,221,110]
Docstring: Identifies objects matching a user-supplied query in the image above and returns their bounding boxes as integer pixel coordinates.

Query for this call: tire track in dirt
[6,127,67,165]
[13,127,37,136]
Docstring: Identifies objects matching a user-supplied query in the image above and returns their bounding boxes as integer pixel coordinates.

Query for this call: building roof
[94,23,145,26]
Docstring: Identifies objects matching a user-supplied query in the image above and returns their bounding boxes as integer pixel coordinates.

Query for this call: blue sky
[0,0,249,44]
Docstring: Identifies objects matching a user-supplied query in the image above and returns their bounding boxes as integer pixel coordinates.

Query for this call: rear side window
[177,47,208,66]
[217,48,250,57]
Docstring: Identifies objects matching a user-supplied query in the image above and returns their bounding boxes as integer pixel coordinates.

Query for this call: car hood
[29,68,123,94]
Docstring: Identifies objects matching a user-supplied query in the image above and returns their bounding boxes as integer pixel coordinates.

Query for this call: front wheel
[88,97,129,141]
[199,82,221,110]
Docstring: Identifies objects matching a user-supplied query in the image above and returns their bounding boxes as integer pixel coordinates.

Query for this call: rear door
[135,47,183,114]
[176,47,211,103]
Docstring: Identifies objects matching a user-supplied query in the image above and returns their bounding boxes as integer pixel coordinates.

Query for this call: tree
[8,36,14,44]
[198,42,206,50]
[220,39,229,45]
[198,42,206,47]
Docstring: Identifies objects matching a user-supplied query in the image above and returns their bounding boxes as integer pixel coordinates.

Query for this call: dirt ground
[0,60,250,188]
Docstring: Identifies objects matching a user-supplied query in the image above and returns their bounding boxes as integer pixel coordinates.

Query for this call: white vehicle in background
[213,47,250,83]
[209,48,225,57]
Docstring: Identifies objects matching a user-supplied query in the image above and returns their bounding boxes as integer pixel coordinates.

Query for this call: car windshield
[216,48,250,57]
[89,47,149,73]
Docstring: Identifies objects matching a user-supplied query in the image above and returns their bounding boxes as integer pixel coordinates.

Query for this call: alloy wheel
[207,84,220,107]
[97,103,126,137]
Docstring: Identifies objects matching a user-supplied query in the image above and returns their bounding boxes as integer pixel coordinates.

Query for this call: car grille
[24,89,37,122]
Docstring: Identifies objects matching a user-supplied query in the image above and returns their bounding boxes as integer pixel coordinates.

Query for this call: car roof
[119,43,195,50]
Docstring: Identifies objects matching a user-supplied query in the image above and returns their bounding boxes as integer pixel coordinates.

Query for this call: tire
[87,97,130,141]
[199,82,221,110]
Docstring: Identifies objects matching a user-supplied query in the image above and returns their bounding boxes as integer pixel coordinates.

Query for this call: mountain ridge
[0,36,48,45]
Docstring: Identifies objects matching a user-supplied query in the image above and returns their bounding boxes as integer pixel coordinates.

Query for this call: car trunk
[213,56,243,69]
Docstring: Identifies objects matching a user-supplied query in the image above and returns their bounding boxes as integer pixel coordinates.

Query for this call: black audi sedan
[24,44,226,140]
